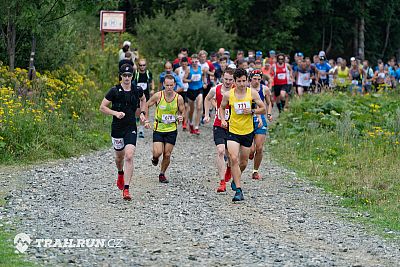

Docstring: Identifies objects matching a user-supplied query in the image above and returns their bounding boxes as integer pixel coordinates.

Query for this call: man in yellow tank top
[219,68,266,202]
[147,75,185,183]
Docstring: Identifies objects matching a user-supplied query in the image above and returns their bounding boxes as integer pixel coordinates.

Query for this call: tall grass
[269,92,400,232]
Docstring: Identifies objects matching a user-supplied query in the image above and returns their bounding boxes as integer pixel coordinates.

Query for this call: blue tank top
[258,84,265,102]
[188,66,203,90]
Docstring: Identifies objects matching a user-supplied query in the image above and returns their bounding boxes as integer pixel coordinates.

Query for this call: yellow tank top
[154,91,178,132]
[228,87,254,135]
[336,67,349,86]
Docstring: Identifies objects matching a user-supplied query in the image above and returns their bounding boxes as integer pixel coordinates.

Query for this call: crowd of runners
[101,41,400,202]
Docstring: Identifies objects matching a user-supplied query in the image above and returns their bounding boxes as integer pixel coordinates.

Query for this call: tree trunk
[381,14,392,59]
[321,26,325,51]
[359,16,365,60]
[326,22,333,55]
[353,19,359,57]
[7,13,16,72]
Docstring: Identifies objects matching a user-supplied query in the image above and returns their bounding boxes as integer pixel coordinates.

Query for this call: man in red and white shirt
[273,53,293,112]
[203,68,235,192]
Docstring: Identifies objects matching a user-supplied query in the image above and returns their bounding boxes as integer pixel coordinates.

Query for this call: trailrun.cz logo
[14,233,123,253]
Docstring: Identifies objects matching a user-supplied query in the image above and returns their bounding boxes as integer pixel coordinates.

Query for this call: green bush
[136,9,236,74]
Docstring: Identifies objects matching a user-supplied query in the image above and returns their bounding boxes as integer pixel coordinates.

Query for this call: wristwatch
[140,111,146,116]
[251,109,255,115]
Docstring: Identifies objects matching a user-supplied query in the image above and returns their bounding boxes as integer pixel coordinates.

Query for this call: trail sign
[100,11,126,49]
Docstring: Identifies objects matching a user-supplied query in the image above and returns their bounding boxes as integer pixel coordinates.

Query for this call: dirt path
[1,120,400,266]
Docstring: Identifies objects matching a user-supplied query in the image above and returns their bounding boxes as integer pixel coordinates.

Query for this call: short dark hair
[164,74,175,82]
[219,56,227,62]
[223,67,235,76]
[180,48,188,53]
[234,68,248,80]
[181,57,188,63]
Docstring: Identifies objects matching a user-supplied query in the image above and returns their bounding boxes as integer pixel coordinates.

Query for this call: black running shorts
[153,130,178,145]
[213,126,228,146]
[226,132,254,148]
[111,126,137,151]
[187,88,203,101]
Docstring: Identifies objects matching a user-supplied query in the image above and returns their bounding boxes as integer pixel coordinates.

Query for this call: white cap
[123,41,131,47]
[318,51,326,57]
[350,57,356,61]
[228,63,237,69]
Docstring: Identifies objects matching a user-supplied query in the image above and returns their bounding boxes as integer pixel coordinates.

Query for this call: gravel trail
[1,119,400,266]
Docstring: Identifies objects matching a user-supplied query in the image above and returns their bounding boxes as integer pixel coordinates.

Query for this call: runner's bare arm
[219,91,229,128]
[250,89,266,115]
[204,87,216,123]
[146,92,161,109]
[177,95,185,123]
[100,98,124,118]
[264,86,273,121]
[183,70,191,83]
[139,94,148,123]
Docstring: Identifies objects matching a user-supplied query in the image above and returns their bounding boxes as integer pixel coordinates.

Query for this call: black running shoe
[152,157,159,166]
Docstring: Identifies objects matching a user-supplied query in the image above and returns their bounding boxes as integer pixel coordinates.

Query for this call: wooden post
[101,31,105,50]
[28,36,36,80]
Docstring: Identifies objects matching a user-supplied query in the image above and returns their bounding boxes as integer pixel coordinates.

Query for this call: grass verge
[268,91,400,235]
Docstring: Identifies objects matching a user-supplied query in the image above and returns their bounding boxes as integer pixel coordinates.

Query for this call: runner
[362,60,374,94]
[349,57,363,95]
[296,59,312,96]
[315,54,331,92]
[219,68,266,202]
[183,54,207,135]
[247,69,273,180]
[204,68,235,192]
[99,64,149,201]
[334,59,349,90]
[273,53,292,112]
[147,74,185,183]
[133,58,154,138]
[174,57,190,130]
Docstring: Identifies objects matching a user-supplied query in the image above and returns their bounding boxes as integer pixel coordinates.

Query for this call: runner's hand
[115,112,125,119]
[221,120,228,129]
[203,115,210,124]
[177,115,183,123]
[144,121,151,129]
[267,114,273,122]
[140,113,146,123]
[243,108,252,115]
[257,118,263,128]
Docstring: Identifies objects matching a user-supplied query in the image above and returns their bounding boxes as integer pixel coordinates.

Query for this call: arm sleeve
[105,87,116,101]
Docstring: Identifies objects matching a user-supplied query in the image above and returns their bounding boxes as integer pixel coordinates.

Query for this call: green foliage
[136,9,236,63]
[269,92,400,232]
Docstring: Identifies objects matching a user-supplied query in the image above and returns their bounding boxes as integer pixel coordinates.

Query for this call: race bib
[137,82,147,90]
[277,73,286,80]
[365,81,372,85]
[112,138,124,150]
[320,71,327,79]
[378,73,385,79]
[338,78,345,84]
[191,74,201,82]
[217,108,230,120]
[234,101,251,115]
[161,114,176,124]
[351,80,358,85]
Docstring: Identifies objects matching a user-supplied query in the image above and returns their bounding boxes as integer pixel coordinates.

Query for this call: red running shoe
[193,129,201,135]
[252,172,261,180]
[224,167,231,182]
[189,124,194,134]
[122,189,132,200]
[159,173,169,183]
[117,173,124,190]
[217,180,226,192]
[182,120,187,130]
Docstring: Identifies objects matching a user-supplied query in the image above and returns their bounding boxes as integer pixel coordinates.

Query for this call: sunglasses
[122,73,133,77]
[139,64,146,67]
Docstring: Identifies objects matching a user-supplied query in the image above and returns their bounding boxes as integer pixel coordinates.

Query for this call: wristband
[140,111,146,116]
[267,113,272,117]
[251,109,255,115]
